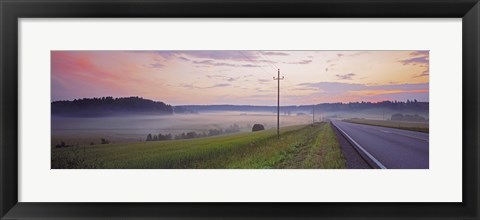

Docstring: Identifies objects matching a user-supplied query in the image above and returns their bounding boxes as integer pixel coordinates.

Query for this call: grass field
[343,118,429,133]
[51,122,346,169]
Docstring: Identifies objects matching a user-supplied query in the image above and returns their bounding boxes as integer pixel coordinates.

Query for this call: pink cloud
[51,51,165,101]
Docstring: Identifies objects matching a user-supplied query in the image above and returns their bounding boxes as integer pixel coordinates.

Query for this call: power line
[238,51,275,78]
[258,52,279,70]
[260,52,280,69]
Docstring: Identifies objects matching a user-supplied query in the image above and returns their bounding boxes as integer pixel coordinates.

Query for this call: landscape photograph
[51,50,429,169]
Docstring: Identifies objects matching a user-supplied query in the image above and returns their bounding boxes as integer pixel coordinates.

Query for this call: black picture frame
[1,0,479,219]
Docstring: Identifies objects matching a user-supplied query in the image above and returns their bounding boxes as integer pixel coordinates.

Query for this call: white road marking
[377,129,428,142]
[392,132,429,142]
[333,122,387,169]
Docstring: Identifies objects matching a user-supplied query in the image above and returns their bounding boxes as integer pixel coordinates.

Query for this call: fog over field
[51,111,313,146]
[51,107,428,147]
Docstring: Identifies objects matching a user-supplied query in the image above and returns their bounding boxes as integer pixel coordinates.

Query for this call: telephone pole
[312,104,315,124]
[274,69,284,139]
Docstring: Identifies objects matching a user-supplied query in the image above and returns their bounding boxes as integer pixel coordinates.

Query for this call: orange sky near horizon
[51,50,429,106]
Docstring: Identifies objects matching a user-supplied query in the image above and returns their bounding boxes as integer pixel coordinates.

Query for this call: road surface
[331,120,429,169]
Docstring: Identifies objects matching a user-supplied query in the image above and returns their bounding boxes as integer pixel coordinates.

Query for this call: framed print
[1,0,479,219]
[49,50,429,169]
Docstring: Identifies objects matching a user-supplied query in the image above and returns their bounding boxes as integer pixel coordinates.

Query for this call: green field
[344,118,429,133]
[52,122,346,169]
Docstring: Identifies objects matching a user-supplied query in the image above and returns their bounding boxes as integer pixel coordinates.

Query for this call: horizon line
[51,96,429,106]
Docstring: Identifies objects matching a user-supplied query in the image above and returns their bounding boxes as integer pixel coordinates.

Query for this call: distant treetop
[51,96,173,117]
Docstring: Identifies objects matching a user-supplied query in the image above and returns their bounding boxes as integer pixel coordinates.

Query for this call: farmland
[343,118,429,133]
[51,111,312,146]
[51,122,346,169]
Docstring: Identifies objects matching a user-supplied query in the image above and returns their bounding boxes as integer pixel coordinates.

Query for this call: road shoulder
[331,122,371,169]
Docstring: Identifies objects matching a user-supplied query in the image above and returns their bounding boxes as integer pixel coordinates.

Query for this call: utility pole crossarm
[273,69,284,139]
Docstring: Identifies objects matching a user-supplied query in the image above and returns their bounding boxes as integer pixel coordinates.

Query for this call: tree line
[52,96,173,117]
[55,138,110,148]
[178,100,429,113]
[146,124,241,141]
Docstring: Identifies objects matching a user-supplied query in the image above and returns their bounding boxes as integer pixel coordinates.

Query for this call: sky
[51,50,429,106]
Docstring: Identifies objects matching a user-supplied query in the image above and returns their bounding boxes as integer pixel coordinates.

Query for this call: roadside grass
[302,123,346,169]
[52,123,347,169]
[229,124,320,169]
[344,118,429,133]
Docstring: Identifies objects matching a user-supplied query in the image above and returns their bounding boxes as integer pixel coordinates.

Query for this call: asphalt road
[331,120,429,169]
